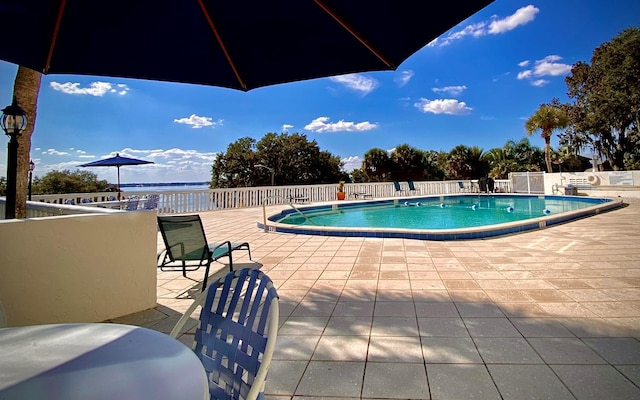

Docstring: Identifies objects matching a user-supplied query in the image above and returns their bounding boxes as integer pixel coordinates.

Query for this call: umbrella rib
[314,0,395,69]
[45,0,67,73]
[197,0,247,91]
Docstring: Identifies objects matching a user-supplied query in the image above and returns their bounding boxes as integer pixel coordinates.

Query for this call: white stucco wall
[0,210,157,326]
[544,171,640,198]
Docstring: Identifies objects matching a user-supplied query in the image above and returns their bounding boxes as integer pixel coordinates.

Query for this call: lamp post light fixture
[254,164,275,186]
[1,97,28,219]
[28,159,35,201]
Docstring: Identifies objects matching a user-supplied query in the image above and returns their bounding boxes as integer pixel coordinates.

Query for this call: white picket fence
[21,179,510,215]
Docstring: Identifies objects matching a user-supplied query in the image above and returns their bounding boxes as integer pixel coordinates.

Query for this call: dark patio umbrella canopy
[79,154,153,199]
[0,0,493,91]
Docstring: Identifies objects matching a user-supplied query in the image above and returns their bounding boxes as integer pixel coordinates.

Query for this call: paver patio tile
[325,316,372,336]
[415,301,459,317]
[312,335,369,361]
[422,337,483,363]
[510,317,576,337]
[273,335,321,360]
[367,336,423,362]
[279,316,329,335]
[487,365,575,400]
[427,364,501,400]
[583,338,640,364]
[371,316,419,336]
[474,337,544,364]
[527,338,607,364]
[265,360,308,396]
[551,365,640,400]
[418,317,469,337]
[333,301,375,316]
[362,362,428,399]
[616,365,640,387]
[296,361,365,397]
[456,302,505,317]
[374,301,416,317]
[464,318,522,337]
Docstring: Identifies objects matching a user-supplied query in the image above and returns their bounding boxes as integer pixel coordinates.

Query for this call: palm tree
[525,101,569,173]
[362,148,392,182]
[10,66,42,218]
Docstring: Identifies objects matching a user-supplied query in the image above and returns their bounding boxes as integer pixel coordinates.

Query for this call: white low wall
[544,171,640,198]
[0,210,157,326]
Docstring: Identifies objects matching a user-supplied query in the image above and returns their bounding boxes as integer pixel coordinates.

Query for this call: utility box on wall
[565,186,578,195]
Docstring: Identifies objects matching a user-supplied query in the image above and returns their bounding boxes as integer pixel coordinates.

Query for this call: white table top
[0,323,208,400]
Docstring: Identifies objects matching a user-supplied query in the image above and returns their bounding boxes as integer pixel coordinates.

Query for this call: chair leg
[201,261,212,292]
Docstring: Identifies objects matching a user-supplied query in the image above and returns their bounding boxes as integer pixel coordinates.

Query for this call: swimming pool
[259,194,622,240]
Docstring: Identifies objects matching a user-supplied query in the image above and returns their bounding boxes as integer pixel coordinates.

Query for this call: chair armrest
[169,288,209,338]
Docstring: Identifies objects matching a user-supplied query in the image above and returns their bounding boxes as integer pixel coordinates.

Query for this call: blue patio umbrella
[79,153,153,200]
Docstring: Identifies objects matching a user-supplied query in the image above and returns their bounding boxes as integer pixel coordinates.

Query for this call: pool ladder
[261,195,317,233]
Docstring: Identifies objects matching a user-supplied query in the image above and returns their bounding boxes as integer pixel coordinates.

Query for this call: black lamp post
[28,159,35,201]
[1,97,28,219]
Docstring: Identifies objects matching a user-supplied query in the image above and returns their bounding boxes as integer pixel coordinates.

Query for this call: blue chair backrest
[196,268,279,400]
[143,194,159,210]
[125,196,140,211]
[393,181,401,191]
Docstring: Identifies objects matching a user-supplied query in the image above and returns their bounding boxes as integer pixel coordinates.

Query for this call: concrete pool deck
[113,197,640,399]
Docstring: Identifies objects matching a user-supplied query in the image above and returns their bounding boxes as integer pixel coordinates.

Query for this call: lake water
[121,183,210,193]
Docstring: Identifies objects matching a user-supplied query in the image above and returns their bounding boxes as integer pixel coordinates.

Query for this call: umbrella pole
[117,166,121,200]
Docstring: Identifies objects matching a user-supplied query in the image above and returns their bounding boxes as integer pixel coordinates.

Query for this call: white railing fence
[5,179,510,216]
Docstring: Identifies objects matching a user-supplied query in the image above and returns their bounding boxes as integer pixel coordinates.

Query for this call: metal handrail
[261,195,316,233]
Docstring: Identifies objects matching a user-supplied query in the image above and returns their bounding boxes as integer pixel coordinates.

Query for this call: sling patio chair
[170,268,279,400]
[407,180,420,195]
[458,181,471,192]
[142,194,160,210]
[157,215,252,291]
[124,195,140,211]
[393,181,407,196]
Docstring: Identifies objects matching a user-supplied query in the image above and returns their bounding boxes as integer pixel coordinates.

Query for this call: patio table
[0,323,208,400]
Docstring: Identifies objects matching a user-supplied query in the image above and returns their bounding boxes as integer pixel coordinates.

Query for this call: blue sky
[0,0,638,184]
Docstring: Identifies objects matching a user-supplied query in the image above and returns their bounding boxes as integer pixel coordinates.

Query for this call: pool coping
[256,194,624,240]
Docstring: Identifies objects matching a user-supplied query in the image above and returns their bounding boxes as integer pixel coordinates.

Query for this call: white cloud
[304,117,378,133]
[433,5,539,46]
[394,70,414,87]
[414,99,473,115]
[341,156,363,172]
[329,74,378,94]
[488,5,539,34]
[517,55,572,85]
[50,81,130,96]
[517,70,533,80]
[531,79,550,87]
[282,124,293,132]
[533,55,572,76]
[518,60,530,67]
[173,114,216,129]
[42,148,70,156]
[432,85,467,96]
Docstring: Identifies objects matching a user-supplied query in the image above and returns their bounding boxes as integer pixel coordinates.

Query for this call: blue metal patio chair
[142,194,159,210]
[170,268,279,400]
[124,195,140,211]
[157,215,252,291]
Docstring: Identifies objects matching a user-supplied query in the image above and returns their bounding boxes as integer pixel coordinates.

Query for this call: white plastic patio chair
[170,268,279,400]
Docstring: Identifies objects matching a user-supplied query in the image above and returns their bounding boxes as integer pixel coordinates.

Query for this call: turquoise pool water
[261,194,621,240]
